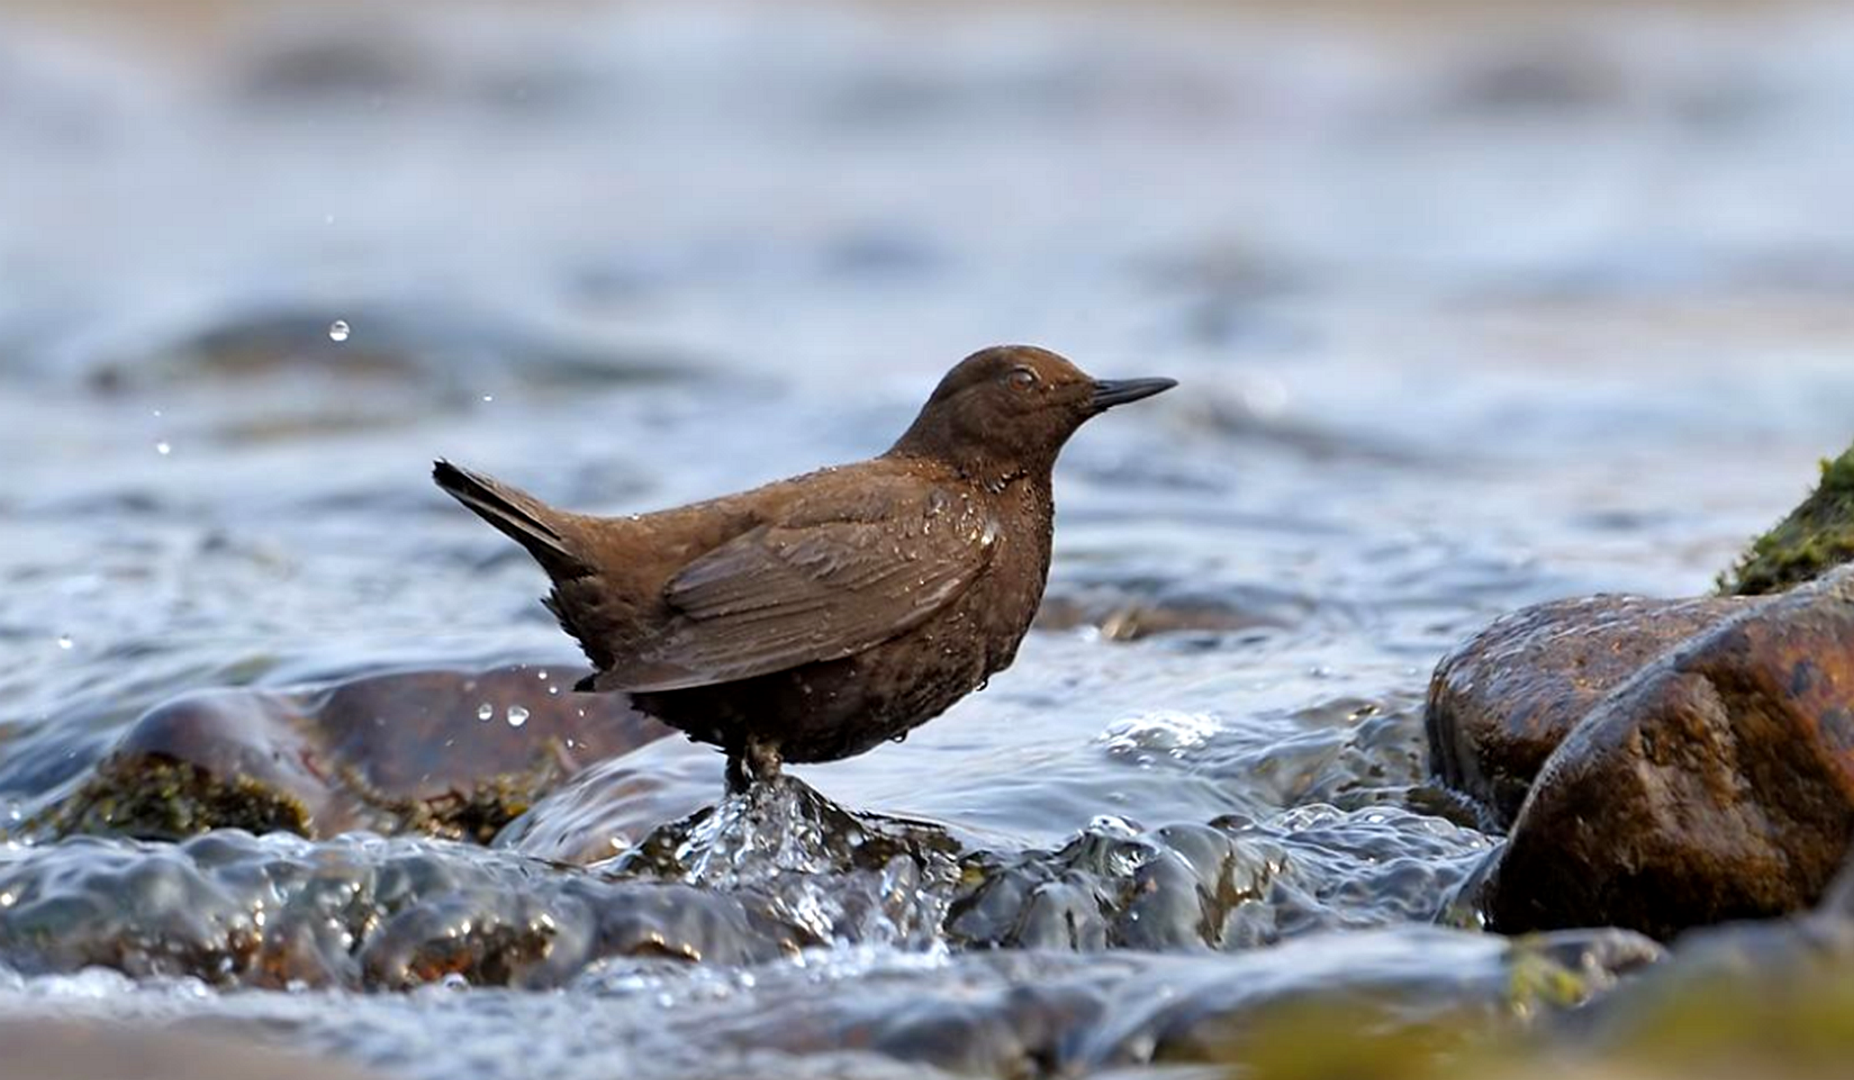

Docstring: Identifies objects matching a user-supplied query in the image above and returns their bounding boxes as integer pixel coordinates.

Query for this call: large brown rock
[1427,595,1749,826]
[1484,564,1854,939]
[39,663,673,842]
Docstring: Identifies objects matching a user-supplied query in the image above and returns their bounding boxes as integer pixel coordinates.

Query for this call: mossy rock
[1722,445,1854,596]
[21,664,675,844]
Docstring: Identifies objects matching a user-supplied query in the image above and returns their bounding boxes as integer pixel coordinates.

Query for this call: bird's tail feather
[432,459,586,576]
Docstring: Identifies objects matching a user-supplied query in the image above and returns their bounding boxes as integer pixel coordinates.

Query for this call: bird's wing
[600,488,998,692]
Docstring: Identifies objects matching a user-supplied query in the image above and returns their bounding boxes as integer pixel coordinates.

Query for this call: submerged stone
[1035,580,1315,642]
[33,664,671,843]
[1426,594,1748,826]
[1483,564,1854,939]
[948,803,1494,952]
[1723,444,1854,596]
[0,831,802,989]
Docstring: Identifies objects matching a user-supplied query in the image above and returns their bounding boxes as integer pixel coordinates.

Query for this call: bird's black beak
[1090,377,1178,411]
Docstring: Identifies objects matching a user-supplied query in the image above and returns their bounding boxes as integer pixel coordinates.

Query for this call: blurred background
[2,1,1854,1077]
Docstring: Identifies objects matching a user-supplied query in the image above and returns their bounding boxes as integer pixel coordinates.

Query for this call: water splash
[612,777,961,948]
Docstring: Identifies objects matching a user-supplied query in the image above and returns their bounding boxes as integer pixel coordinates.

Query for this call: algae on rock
[37,754,313,842]
[1723,444,1854,595]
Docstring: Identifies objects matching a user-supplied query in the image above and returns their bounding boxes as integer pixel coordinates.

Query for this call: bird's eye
[1007,367,1038,390]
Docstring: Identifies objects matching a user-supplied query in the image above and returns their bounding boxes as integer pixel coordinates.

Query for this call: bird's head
[890,345,1176,481]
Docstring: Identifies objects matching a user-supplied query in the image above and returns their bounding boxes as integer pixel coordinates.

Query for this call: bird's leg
[745,738,783,785]
[724,751,751,795]
[724,738,783,794]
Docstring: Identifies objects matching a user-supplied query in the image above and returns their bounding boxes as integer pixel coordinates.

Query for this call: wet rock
[1484,565,1854,939]
[0,1019,385,1080]
[37,664,671,843]
[0,831,802,989]
[1447,37,1627,116]
[948,803,1493,951]
[1427,594,1749,826]
[1723,443,1854,596]
[76,304,695,416]
[1036,581,1316,641]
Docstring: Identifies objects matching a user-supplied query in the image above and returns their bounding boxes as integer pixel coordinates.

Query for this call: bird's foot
[724,739,784,794]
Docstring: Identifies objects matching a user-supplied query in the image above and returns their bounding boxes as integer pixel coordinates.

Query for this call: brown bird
[434,345,1175,791]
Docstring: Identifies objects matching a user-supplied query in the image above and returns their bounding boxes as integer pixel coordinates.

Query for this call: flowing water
[2,2,1853,1076]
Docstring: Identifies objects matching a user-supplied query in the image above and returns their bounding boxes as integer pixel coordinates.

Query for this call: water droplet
[536,670,549,680]
[507,705,530,728]
[480,394,494,403]
[56,635,73,650]
[150,408,163,418]
[323,213,336,226]
[476,702,494,722]
[328,320,351,343]
[154,441,171,456]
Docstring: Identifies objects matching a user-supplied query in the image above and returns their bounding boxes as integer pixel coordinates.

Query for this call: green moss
[1722,445,1854,596]
[1504,938,1596,1017]
[339,761,555,845]
[24,750,561,848]
[396,774,540,845]
[37,753,312,841]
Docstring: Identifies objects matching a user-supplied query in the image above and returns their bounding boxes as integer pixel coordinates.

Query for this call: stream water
[2,2,1853,1076]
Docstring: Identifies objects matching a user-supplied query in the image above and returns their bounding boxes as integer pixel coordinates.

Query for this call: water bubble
[477,702,494,722]
[328,320,351,343]
[56,634,73,650]
[1097,710,1222,759]
[154,441,171,456]
[150,408,163,418]
[507,705,530,728]
[323,213,336,226]
[480,394,495,403]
